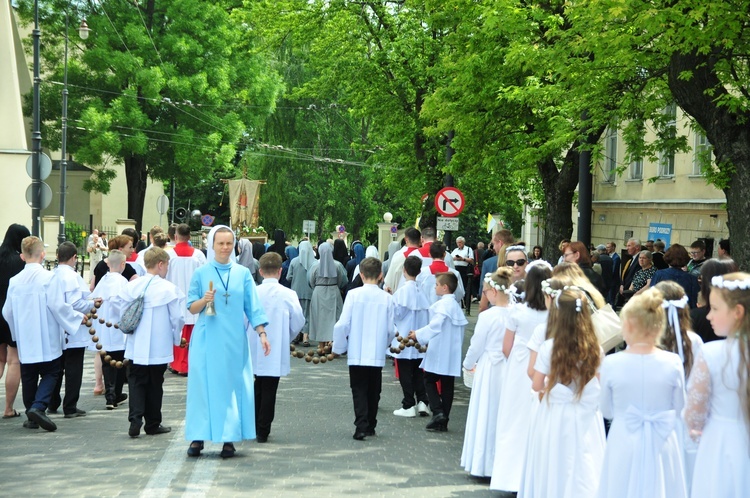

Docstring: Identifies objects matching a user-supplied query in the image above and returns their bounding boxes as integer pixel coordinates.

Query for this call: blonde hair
[710,272,750,434]
[144,247,170,269]
[485,267,513,291]
[621,287,665,341]
[655,280,695,376]
[152,232,169,248]
[21,236,44,258]
[107,250,126,271]
[546,288,601,399]
[552,262,606,309]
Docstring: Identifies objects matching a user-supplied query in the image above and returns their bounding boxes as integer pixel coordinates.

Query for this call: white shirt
[47,265,93,349]
[451,246,473,267]
[91,272,129,351]
[116,275,185,365]
[333,284,395,367]
[250,278,305,377]
[417,266,465,305]
[414,294,468,376]
[166,244,206,325]
[2,263,63,363]
[389,280,430,360]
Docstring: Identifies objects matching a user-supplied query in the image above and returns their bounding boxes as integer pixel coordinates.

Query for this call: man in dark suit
[595,245,614,300]
[619,238,642,295]
[606,241,621,306]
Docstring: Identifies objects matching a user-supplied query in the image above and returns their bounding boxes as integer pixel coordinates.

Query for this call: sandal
[2,410,21,419]
[220,442,236,458]
[187,440,204,457]
[302,341,310,347]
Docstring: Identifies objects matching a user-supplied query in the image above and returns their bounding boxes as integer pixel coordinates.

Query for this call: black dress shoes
[27,408,57,432]
[425,413,448,432]
[187,441,204,457]
[256,435,268,443]
[220,443,236,458]
[23,420,39,429]
[146,425,171,435]
[352,431,367,441]
[64,408,86,418]
[128,422,142,438]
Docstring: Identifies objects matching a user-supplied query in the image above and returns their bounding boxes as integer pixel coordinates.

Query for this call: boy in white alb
[250,252,305,442]
[418,242,465,305]
[117,247,185,438]
[166,223,206,375]
[333,257,395,440]
[47,241,98,419]
[2,237,69,431]
[390,256,431,418]
[90,250,129,410]
[409,272,468,432]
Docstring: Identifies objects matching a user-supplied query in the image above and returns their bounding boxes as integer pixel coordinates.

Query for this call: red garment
[170,324,194,374]
[126,252,137,262]
[173,242,195,257]
[404,246,420,257]
[418,242,432,258]
[429,260,449,274]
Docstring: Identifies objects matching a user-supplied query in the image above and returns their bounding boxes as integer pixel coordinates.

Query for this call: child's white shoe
[417,401,431,417]
[393,406,417,418]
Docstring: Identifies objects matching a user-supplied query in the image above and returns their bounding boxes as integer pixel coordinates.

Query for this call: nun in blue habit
[184,225,269,458]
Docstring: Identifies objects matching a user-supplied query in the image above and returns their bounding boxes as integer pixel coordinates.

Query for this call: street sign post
[156,195,169,228]
[437,216,459,232]
[435,187,465,217]
[303,220,316,237]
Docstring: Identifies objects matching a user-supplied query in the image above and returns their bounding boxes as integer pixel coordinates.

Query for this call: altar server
[90,250,129,409]
[2,236,64,431]
[250,252,304,443]
[389,256,431,418]
[418,242,464,305]
[333,257,395,441]
[166,223,206,375]
[119,247,185,438]
[47,241,95,419]
[409,272,468,432]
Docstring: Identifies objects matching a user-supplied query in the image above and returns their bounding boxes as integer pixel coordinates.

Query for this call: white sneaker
[393,406,417,418]
[417,401,431,417]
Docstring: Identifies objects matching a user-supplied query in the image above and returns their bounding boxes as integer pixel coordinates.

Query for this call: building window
[693,132,712,175]
[630,158,643,180]
[659,103,677,177]
[605,128,617,182]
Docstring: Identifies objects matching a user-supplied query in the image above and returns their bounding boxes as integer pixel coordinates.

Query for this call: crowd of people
[1,221,748,496]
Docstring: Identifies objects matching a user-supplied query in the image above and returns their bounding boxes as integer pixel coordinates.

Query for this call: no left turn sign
[435,187,465,217]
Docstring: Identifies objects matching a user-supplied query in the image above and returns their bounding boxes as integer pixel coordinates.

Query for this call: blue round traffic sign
[201,214,215,226]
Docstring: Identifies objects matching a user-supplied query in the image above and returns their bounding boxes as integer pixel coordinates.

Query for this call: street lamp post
[31,0,41,236]
[57,15,90,245]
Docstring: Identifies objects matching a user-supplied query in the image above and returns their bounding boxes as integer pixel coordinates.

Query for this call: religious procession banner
[227,179,261,230]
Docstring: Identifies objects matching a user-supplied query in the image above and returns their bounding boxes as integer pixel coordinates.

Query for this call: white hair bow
[662,295,689,362]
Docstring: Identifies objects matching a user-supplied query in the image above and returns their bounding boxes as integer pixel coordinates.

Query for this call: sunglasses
[506,259,527,267]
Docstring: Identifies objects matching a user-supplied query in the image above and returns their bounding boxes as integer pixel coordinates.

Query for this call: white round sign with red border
[435,187,465,217]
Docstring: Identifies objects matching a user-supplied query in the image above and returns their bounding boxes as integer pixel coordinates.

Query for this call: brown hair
[710,272,750,434]
[655,281,695,376]
[567,241,593,266]
[359,257,382,280]
[546,288,601,399]
[524,265,552,311]
[664,243,690,268]
[152,232,169,248]
[435,272,458,294]
[699,258,739,306]
[259,252,282,273]
[109,234,133,251]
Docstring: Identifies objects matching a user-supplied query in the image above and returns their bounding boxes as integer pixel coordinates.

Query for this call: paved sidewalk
[0,306,509,497]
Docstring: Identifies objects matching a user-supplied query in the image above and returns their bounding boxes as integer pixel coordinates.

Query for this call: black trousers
[349,365,382,433]
[424,371,455,420]
[20,357,61,411]
[127,363,166,432]
[254,376,281,438]
[49,347,85,415]
[102,350,127,404]
[396,359,428,409]
[456,266,472,311]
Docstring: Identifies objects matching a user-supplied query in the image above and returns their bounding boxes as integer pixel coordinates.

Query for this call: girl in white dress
[685,272,750,497]
[654,280,704,489]
[490,264,551,492]
[597,288,687,498]
[520,286,605,498]
[461,267,514,477]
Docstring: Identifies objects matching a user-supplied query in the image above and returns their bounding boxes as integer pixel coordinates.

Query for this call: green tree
[572,0,750,269]
[18,0,281,231]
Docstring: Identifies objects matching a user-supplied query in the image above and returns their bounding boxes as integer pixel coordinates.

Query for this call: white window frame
[630,157,643,180]
[659,103,677,177]
[605,128,617,183]
[693,132,711,176]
